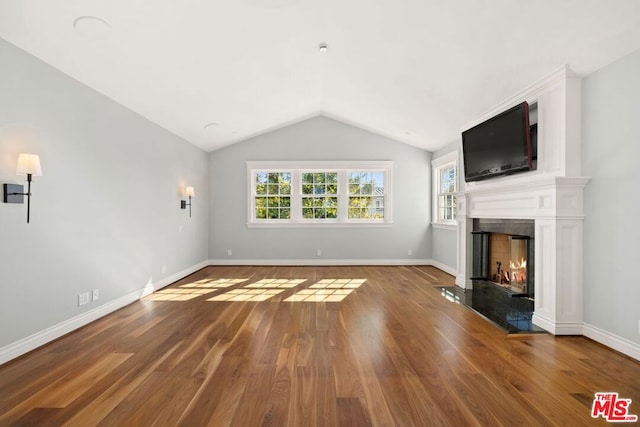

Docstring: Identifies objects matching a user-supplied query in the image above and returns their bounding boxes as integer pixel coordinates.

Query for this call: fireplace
[471,219,535,298]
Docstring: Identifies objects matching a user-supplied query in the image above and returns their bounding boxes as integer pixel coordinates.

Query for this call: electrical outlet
[227,249,232,256]
[316,249,322,257]
[78,292,90,306]
[92,289,99,301]
[408,249,413,256]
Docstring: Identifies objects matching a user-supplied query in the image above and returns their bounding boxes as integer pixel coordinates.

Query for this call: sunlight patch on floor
[309,279,365,289]
[244,279,307,288]
[157,278,368,303]
[206,278,305,302]
[284,279,365,302]
[207,289,285,302]
[179,278,248,288]
[144,288,217,301]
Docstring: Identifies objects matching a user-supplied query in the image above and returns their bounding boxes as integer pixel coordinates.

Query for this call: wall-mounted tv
[462,101,532,182]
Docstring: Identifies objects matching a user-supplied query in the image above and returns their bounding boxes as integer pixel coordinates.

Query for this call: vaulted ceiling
[1,0,639,152]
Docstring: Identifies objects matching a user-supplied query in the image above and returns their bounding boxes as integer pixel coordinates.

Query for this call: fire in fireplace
[471,219,535,298]
[488,233,530,294]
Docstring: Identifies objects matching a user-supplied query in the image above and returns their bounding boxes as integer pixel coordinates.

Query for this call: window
[302,172,338,219]
[348,172,385,219]
[247,161,392,227]
[432,151,458,228]
[254,172,291,219]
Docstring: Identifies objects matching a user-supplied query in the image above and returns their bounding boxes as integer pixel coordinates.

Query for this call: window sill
[248,221,393,229]
[432,222,458,231]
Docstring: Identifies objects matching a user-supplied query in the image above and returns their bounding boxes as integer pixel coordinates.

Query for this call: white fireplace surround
[455,66,590,335]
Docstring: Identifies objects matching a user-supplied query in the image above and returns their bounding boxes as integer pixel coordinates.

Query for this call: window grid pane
[440,166,456,193]
[348,171,385,219]
[255,172,291,219]
[435,163,457,222]
[301,172,338,219]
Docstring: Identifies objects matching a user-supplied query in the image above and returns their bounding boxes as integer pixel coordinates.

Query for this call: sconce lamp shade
[185,186,195,198]
[16,154,42,176]
[6,153,42,223]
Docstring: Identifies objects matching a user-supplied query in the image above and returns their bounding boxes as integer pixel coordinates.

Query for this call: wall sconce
[3,153,43,223]
[181,186,194,217]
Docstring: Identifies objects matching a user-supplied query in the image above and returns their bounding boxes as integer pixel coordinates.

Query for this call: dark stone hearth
[441,282,545,334]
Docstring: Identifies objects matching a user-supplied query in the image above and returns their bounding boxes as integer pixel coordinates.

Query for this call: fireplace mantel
[462,175,590,220]
[454,66,590,335]
[456,176,589,335]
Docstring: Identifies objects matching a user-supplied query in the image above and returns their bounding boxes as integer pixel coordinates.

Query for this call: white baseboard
[455,276,473,289]
[427,260,457,277]
[0,290,141,366]
[531,317,640,361]
[555,322,585,335]
[140,260,209,297]
[583,322,640,362]
[207,258,449,267]
[0,260,208,367]
[531,314,585,335]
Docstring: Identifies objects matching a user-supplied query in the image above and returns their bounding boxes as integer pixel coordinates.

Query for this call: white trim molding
[428,259,457,277]
[0,290,141,366]
[208,258,433,267]
[456,66,591,336]
[457,175,591,336]
[583,323,640,362]
[432,222,457,231]
[0,260,209,366]
[431,150,459,228]
[140,260,209,296]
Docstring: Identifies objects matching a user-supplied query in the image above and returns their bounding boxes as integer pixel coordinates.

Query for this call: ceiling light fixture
[318,42,328,53]
[73,16,111,36]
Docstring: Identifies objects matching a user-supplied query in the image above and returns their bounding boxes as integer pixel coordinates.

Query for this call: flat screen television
[462,101,532,182]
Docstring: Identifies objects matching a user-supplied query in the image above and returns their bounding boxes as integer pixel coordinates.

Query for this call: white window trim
[247,161,393,228]
[431,150,458,229]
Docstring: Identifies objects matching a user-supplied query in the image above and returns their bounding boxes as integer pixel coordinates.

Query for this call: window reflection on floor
[206,278,305,302]
[243,279,307,288]
[147,278,365,303]
[179,278,248,288]
[284,279,365,302]
[207,288,286,302]
[441,287,461,304]
[144,288,217,301]
[309,279,365,289]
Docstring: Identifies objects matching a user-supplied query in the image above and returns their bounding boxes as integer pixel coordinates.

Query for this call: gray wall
[209,116,432,262]
[431,141,460,272]
[431,227,457,271]
[0,39,209,348]
[582,48,640,345]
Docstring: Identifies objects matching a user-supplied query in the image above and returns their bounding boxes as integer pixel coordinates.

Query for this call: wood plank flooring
[1,265,639,426]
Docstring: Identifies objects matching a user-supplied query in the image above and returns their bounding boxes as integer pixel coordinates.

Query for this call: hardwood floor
[0,265,638,426]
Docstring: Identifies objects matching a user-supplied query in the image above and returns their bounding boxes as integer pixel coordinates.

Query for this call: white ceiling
[1,0,640,152]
